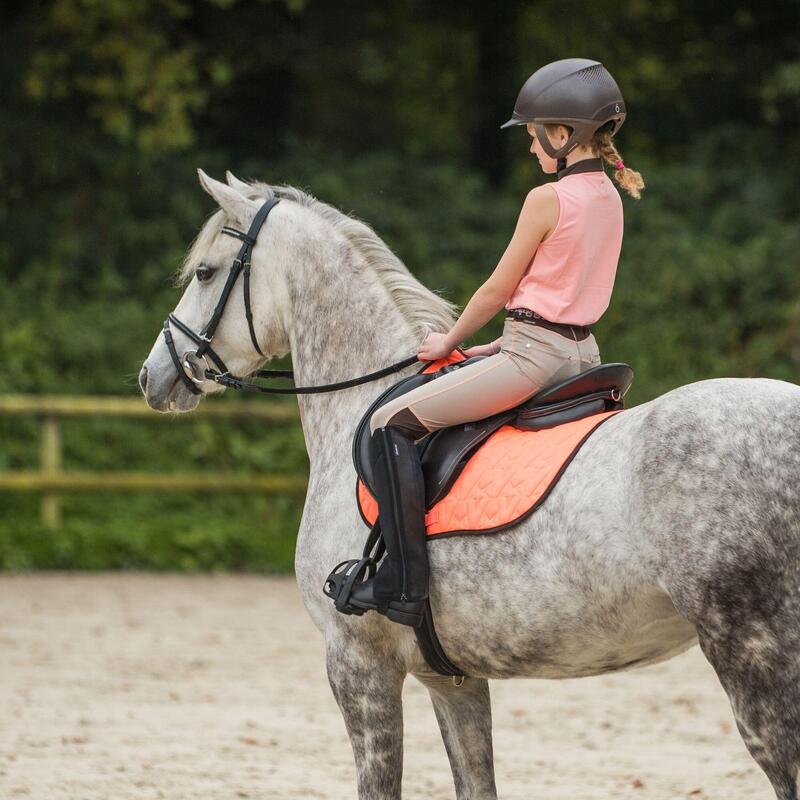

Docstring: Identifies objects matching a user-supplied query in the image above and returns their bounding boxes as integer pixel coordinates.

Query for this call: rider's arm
[444,187,553,350]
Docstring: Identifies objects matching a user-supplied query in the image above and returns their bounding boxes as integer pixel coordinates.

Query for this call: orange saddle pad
[357,409,623,538]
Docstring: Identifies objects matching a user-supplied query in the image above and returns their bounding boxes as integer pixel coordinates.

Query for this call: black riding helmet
[501,58,626,160]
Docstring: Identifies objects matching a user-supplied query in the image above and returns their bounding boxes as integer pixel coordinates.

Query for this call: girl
[329,58,645,628]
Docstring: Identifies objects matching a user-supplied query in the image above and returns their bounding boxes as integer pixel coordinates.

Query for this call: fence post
[41,415,61,529]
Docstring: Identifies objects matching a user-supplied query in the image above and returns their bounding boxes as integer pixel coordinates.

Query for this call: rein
[163,197,427,397]
[205,354,422,395]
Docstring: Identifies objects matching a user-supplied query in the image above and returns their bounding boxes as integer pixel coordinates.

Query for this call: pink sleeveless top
[504,162,623,325]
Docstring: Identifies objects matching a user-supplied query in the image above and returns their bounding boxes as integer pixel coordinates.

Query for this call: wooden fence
[0,395,307,528]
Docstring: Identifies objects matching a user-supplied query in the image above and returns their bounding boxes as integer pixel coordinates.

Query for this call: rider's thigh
[371,350,552,435]
[369,320,602,436]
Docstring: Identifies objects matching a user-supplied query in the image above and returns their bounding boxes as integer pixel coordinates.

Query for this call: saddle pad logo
[357,409,623,538]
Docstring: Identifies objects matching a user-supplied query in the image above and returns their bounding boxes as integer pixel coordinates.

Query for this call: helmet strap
[533,121,572,160]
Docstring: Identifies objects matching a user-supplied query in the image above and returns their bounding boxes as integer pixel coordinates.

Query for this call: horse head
[139,170,292,412]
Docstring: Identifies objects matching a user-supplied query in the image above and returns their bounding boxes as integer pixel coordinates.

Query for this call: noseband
[162,196,422,396]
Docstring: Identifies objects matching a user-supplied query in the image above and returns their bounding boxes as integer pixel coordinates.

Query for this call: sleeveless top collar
[556,157,604,181]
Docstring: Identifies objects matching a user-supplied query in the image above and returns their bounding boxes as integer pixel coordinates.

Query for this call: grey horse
[139,170,800,800]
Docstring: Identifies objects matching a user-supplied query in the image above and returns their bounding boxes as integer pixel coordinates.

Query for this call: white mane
[178,181,459,338]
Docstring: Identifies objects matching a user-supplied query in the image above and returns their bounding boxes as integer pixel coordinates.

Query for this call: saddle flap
[352,372,434,497]
[419,410,516,508]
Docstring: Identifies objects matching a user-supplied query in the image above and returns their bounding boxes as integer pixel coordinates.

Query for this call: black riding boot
[338,425,429,627]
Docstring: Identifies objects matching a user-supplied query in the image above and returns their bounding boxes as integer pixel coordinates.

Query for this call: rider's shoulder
[525,184,558,203]
[522,184,559,216]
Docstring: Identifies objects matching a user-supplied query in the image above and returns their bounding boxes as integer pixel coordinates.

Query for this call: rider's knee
[370,405,429,439]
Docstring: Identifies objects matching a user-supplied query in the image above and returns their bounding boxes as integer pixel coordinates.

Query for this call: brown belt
[506,307,591,342]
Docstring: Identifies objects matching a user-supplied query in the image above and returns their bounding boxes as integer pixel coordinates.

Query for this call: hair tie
[615,159,625,170]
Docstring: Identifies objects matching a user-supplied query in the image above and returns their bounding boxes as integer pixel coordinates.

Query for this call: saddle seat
[353,355,634,510]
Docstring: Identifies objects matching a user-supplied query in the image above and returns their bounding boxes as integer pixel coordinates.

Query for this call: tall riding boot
[346,425,429,627]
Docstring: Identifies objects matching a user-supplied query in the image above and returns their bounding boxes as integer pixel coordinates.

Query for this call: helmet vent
[576,65,614,87]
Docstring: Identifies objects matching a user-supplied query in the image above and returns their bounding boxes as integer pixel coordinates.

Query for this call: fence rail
[0,395,306,528]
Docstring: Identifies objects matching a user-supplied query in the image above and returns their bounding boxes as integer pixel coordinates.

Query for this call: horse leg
[415,673,498,799]
[326,637,406,800]
[695,622,800,799]
[672,553,800,800]
[694,620,800,800]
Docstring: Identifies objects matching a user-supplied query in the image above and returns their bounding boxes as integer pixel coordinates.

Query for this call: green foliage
[26,0,209,153]
[1,1,799,571]
[0,493,299,572]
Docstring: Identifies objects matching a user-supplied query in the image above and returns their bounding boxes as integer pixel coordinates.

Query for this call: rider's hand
[417,331,456,361]
[461,342,497,358]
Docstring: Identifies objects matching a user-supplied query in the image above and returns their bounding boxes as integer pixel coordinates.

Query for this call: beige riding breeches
[369,318,602,439]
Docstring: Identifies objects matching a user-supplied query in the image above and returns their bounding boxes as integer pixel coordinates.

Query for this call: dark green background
[2,0,799,570]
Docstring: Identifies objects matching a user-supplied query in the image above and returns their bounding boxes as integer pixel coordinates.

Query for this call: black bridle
[162,197,422,396]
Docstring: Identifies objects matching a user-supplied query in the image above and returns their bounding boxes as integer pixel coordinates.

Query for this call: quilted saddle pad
[357,408,623,538]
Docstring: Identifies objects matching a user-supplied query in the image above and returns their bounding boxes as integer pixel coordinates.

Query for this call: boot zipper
[386,436,408,600]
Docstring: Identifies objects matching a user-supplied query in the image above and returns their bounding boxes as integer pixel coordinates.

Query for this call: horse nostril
[139,366,148,393]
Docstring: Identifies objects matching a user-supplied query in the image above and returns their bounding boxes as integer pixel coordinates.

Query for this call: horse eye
[195,266,216,283]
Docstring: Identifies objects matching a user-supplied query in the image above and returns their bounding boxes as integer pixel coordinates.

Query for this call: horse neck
[282,235,423,469]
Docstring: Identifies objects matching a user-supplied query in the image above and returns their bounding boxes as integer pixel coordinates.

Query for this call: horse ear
[225,170,253,195]
[197,168,255,227]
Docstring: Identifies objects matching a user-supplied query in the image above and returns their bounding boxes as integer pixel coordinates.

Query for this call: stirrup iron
[323,557,377,616]
[323,521,385,616]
